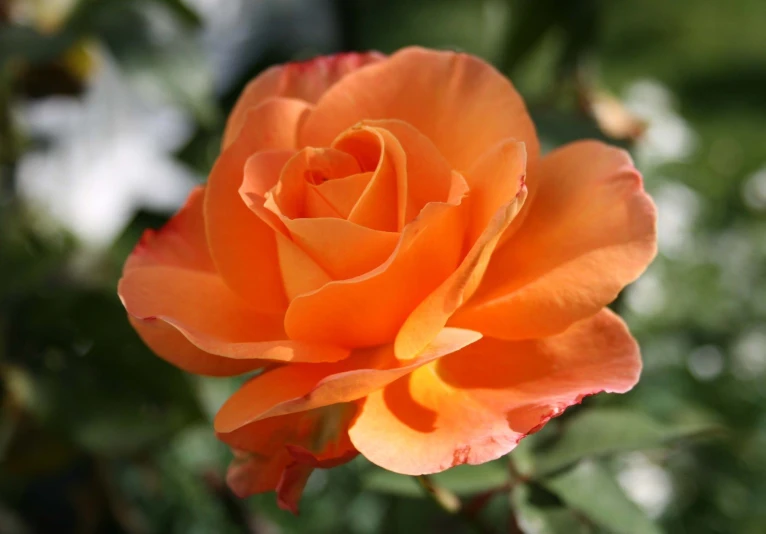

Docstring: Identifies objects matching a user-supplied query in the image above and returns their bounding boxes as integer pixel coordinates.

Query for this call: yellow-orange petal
[283,176,469,348]
[451,141,657,340]
[349,309,641,475]
[301,47,538,172]
[214,327,481,433]
[206,98,311,313]
[223,52,384,148]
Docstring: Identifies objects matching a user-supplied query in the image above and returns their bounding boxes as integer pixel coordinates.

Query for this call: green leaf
[364,462,508,497]
[533,408,719,476]
[542,461,662,534]
[6,290,204,457]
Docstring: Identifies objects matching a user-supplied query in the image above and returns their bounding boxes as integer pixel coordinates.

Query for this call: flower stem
[415,475,497,534]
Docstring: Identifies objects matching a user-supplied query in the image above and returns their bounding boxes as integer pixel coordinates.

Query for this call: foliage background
[1,0,765,533]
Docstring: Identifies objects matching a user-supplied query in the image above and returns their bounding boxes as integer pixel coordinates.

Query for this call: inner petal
[333,126,408,232]
[307,171,374,219]
[272,147,361,219]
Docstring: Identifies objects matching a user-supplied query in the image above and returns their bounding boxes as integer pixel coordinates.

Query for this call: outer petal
[128,316,258,377]
[124,186,215,273]
[206,98,311,313]
[221,403,358,513]
[283,176,469,348]
[120,266,346,363]
[121,183,347,365]
[121,187,262,376]
[214,327,482,433]
[349,309,641,475]
[301,47,538,171]
[223,52,385,148]
[451,141,657,340]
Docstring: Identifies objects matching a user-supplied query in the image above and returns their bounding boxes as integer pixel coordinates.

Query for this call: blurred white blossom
[17,49,197,247]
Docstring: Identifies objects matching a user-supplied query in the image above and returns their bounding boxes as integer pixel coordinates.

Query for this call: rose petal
[394,188,527,360]
[349,309,641,475]
[275,232,333,300]
[311,172,373,218]
[120,265,346,363]
[242,149,295,198]
[214,327,482,433]
[271,147,361,219]
[206,98,311,313]
[221,403,359,512]
[361,119,455,222]
[283,175,469,348]
[464,140,527,243]
[333,125,407,232]
[223,52,384,148]
[301,47,538,171]
[128,316,260,376]
[120,188,346,363]
[121,187,261,375]
[283,218,399,281]
[124,186,214,273]
[240,153,399,282]
[451,141,657,340]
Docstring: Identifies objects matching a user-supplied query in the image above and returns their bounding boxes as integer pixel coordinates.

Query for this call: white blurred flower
[625,266,667,317]
[184,0,339,94]
[17,49,198,247]
[731,327,766,380]
[687,345,725,382]
[623,80,696,169]
[617,452,674,519]
[651,182,701,259]
[742,167,766,211]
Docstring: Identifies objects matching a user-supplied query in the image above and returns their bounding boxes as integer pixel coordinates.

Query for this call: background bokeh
[1,1,765,533]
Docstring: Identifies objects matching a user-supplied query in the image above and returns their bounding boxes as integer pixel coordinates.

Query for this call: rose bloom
[119,47,656,512]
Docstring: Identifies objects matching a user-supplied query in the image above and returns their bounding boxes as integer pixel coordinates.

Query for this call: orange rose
[118,48,657,513]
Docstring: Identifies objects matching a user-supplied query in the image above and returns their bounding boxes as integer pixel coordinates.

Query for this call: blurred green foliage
[1,0,765,533]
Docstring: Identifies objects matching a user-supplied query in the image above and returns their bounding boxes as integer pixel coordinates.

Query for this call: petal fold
[214,327,482,434]
[452,141,657,340]
[349,309,641,475]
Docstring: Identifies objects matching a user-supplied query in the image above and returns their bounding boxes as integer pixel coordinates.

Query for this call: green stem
[416,475,496,534]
